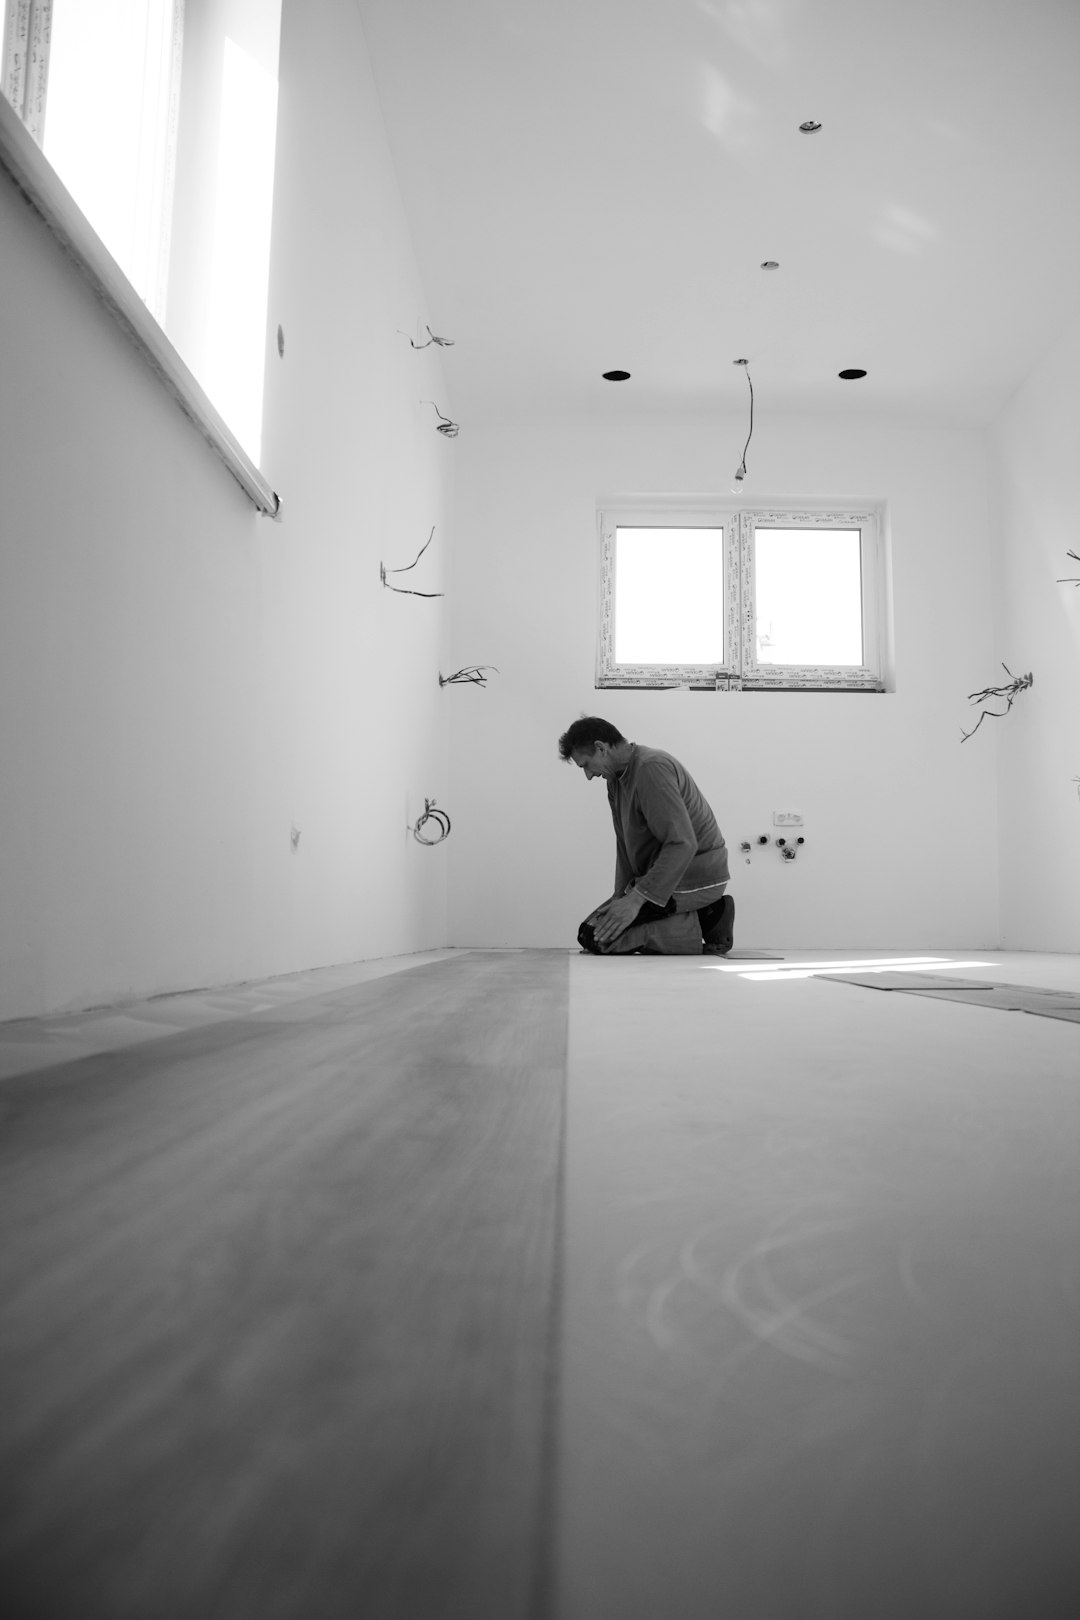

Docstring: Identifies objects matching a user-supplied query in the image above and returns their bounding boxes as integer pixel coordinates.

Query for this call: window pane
[198,36,280,463]
[754,528,863,665]
[43,0,179,317]
[615,528,724,663]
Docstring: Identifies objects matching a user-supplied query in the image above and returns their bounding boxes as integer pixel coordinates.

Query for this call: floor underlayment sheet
[558,953,1080,1619]
[819,970,1080,1021]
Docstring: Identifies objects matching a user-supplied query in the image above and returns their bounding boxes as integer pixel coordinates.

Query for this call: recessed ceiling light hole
[602,370,631,381]
[799,120,822,133]
[838,368,867,380]
[761,261,779,270]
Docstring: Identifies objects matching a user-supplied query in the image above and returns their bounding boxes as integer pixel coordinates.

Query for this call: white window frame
[597,500,889,691]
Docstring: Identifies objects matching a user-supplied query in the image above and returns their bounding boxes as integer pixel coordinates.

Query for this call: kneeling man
[559,717,734,955]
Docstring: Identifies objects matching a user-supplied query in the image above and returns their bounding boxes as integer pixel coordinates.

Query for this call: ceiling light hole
[760,260,780,270]
[838,368,867,380]
[602,370,631,381]
[799,120,822,133]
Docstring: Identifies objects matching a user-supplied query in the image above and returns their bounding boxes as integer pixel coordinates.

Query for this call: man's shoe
[701,894,734,955]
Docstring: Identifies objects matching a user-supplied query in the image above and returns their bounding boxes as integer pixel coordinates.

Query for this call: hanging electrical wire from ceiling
[732,359,754,493]
[1057,549,1080,585]
[424,400,459,437]
[380,526,443,597]
[439,665,499,687]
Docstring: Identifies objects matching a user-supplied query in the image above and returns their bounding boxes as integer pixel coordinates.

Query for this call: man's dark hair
[558,716,626,761]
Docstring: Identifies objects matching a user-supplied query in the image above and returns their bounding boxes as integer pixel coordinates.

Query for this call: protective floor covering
[559,953,1080,1620]
[821,971,1080,1021]
[0,951,567,1620]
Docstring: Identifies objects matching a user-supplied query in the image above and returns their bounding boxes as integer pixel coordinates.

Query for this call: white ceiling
[355,0,1080,423]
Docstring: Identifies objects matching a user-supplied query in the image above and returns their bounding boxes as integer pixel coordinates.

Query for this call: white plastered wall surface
[0,0,451,1022]
[992,316,1080,953]
[446,412,1001,952]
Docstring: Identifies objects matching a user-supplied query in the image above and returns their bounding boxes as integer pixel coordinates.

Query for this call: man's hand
[593,891,644,947]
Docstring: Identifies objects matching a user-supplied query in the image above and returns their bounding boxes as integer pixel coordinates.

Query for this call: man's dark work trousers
[577,897,675,954]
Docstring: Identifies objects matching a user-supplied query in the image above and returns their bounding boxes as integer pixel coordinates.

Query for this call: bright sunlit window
[597,504,888,690]
[42,0,180,320]
[615,527,726,664]
[199,36,279,461]
[754,528,863,666]
[1,0,282,469]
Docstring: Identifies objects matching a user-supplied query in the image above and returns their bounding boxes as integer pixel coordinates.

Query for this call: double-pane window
[597,505,888,690]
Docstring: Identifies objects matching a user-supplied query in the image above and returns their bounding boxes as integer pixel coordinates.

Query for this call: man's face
[571,743,614,781]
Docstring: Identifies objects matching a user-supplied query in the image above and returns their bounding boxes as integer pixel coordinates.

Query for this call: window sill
[596,676,888,693]
[0,94,280,518]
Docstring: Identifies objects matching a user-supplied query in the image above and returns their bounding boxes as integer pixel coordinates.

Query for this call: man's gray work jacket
[607,744,729,910]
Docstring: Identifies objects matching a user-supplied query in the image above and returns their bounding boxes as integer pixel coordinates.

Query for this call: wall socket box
[773,810,804,827]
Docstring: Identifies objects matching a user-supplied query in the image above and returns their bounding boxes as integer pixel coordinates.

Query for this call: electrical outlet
[773,810,804,827]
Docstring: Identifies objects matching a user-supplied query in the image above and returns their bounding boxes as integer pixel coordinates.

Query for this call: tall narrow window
[41,0,182,319]
[198,34,278,461]
[1,0,282,481]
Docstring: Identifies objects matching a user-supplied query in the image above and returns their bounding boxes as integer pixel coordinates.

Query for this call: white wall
[992,318,1080,952]
[447,412,1000,951]
[0,0,452,1020]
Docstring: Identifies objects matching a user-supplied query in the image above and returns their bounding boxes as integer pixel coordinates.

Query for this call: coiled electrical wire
[413,799,451,845]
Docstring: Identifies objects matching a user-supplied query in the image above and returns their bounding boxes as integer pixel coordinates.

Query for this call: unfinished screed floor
[1,948,1078,1620]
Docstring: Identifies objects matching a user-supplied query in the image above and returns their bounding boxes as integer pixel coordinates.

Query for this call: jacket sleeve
[629,760,698,905]
[608,783,633,896]
[613,849,632,897]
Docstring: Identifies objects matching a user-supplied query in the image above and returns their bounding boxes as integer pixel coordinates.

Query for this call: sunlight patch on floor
[702,955,995,981]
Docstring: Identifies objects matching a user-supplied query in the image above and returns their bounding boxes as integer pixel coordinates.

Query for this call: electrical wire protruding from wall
[960,663,1033,742]
[1057,550,1080,585]
[380,526,444,596]
[439,665,499,688]
[403,324,455,349]
[412,798,451,845]
[732,359,754,492]
[424,400,459,437]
